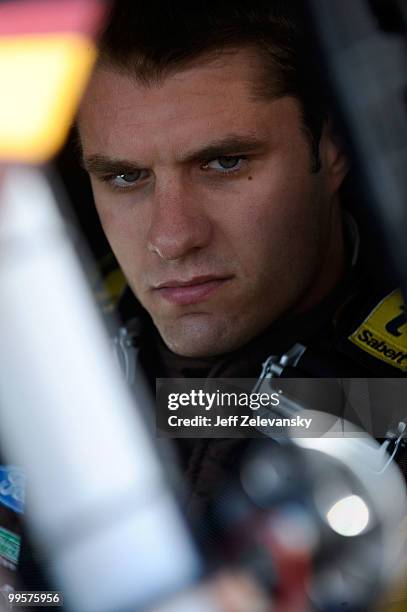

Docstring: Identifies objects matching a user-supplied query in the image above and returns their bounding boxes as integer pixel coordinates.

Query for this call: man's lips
[152,275,233,305]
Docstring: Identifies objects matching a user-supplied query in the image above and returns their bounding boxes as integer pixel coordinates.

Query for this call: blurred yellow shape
[0,33,97,163]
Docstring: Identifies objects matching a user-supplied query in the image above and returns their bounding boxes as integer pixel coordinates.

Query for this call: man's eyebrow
[182,135,267,163]
[82,135,267,174]
[81,154,142,175]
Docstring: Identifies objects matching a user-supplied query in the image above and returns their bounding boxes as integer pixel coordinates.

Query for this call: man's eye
[108,169,148,189]
[203,156,246,173]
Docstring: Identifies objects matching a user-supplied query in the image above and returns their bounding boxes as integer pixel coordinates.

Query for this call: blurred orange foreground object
[0,0,107,164]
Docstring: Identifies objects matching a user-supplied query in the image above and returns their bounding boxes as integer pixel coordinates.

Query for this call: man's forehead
[79,46,273,127]
[78,47,302,166]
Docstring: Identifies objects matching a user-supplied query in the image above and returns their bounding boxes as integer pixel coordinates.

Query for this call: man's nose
[147,182,212,261]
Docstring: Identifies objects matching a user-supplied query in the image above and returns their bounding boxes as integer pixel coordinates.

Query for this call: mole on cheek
[248,176,253,180]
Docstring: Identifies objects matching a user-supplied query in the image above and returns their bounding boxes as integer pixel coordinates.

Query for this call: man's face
[79,48,344,357]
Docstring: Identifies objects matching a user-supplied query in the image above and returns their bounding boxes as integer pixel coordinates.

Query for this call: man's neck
[293,202,347,317]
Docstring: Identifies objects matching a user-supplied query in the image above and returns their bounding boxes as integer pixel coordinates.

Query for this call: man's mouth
[153,275,233,305]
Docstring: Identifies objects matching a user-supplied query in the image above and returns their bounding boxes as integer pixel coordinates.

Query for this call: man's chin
[160,332,227,358]
[155,313,236,358]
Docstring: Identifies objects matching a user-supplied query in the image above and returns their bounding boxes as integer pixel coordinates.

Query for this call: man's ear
[319,119,349,194]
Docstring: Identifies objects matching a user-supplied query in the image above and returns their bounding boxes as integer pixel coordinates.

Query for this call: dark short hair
[99,0,327,171]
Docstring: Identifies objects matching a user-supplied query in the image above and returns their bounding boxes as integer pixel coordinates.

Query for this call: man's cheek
[92,192,116,229]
